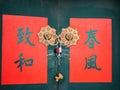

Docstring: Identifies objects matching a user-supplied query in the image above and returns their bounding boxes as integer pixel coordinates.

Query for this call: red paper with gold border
[2,15,48,85]
[70,18,112,82]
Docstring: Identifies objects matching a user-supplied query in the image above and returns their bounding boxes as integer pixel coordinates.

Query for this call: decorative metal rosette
[59,26,80,47]
[38,25,57,46]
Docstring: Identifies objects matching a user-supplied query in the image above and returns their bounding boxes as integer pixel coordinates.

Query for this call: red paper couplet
[70,18,112,82]
[2,15,48,85]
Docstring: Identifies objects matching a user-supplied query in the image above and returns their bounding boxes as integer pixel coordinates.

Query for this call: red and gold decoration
[59,26,80,47]
[2,14,112,85]
[38,25,57,46]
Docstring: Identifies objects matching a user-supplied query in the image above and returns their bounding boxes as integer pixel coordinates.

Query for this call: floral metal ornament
[38,26,80,83]
[38,25,57,46]
[59,26,80,47]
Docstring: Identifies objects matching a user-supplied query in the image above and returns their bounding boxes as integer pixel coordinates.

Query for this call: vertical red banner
[2,15,48,85]
[70,18,112,82]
